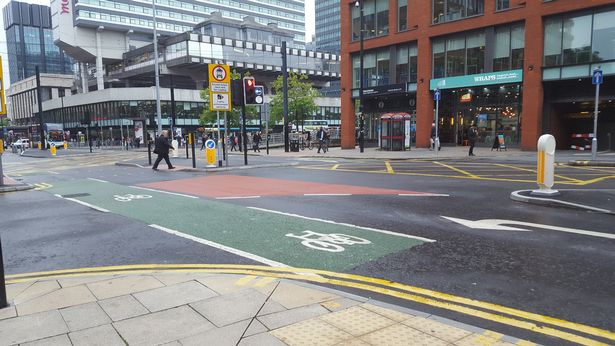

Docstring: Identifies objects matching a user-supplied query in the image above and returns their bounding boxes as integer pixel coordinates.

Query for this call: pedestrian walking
[200,133,208,150]
[468,125,478,156]
[230,133,237,151]
[152,130,176,171]
[317,127,327,154]
[252,132,261,152]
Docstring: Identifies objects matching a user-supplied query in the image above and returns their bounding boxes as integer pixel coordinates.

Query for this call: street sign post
[591,68,602,161]
[434,89,441,158]
[208,64,231,112]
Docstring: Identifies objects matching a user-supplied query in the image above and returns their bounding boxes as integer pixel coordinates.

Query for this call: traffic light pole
[242,105,248,165]
[282,41,289,152]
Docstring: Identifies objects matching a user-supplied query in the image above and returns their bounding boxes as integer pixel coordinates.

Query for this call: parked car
[12,139,30,149]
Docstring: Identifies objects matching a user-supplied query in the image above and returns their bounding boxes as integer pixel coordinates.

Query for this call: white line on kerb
[54,194,110,213]
[247,207,436,243]
[87,178,109,183]
[304,193,352,196]
[129,186,198,199]
[216,196,261,200]
[149,224,288,267]
[48,171,59,175]
[398,193,450,197]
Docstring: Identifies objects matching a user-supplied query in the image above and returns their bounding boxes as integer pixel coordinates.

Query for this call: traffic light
[243,77,256,105]
[231,79,244,106]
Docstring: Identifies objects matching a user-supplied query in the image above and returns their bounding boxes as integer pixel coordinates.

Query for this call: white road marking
[304,193,352,196]
[54,194,110,213]
[443,216,615,240]
[248,207,436,243]
[87,178,109,183]
[216,196,261,199]
[48,171,59,175]
[398,193,450,197]
[149,224,288,267]
[129,186,198,199]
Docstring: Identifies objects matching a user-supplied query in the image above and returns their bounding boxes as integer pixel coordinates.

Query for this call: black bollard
[0,236,8,309]
[191,133,196,169]
[147,141,152,166]
[185,136,189,159]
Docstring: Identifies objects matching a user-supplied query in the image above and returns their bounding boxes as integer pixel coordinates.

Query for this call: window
[396,43,418,83]
[543,9,615,67]
[376,50,390,85]
[398,0,407,31]
[446,37,465,76]
[433,0,484,24]
[433,40,446,78]
[493,24,524,71]
[592,10,615,61]
[496,0,509,10]
[510,25,524,69]
[466,32,485,74]
[351,0,389,41]
[432,29,493,77]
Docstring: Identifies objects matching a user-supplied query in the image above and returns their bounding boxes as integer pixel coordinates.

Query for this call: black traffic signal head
[231,79,244,106]
[243,77,256,105]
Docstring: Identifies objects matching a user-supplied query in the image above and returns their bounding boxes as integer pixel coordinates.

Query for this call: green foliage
[0,118,9,127]
[269,72,320,126]
[199,70,258,129]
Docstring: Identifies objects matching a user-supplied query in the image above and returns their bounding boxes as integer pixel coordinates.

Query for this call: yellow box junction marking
[5,264,615,345]
[385,161,395,174]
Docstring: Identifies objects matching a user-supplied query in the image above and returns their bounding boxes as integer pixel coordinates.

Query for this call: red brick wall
[340,0,615,150]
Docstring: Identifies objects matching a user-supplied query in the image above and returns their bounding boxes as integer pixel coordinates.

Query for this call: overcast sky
[0,0,316,92]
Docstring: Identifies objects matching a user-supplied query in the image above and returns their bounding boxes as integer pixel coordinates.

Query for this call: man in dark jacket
[152,130,176,171]
[468,125,478,156]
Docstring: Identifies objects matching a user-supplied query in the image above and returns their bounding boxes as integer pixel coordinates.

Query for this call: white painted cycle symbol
[285,230,371,252]
[113,194,152,202]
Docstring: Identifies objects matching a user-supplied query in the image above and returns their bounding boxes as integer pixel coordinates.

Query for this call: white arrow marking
[442,216,615,240]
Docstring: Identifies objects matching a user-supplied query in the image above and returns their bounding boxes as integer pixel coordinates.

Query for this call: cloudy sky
[0,0,316,93]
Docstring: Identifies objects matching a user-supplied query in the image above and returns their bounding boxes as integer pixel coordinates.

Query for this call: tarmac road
[1,152,614,345]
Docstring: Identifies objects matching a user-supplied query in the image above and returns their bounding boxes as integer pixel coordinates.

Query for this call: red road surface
[140,175,437,198]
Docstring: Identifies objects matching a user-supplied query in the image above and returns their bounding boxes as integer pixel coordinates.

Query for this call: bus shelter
[380,113,414,151]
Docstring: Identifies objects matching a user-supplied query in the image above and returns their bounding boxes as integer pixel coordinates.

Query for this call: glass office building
[3,1,74,84]
[315,0,340,54]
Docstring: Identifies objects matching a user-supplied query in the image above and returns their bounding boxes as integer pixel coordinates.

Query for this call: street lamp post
[355,0,365,153]
[152,0,162,134]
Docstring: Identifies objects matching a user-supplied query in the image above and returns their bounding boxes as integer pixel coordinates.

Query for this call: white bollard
[171,139,179,158]
[532,134,559,196]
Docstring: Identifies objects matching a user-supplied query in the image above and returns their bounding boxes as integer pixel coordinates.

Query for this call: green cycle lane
[46,179,432,271]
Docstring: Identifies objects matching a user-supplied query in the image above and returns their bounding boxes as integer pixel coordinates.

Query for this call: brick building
[341,1,615,150]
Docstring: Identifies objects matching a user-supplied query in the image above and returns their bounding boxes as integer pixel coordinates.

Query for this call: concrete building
[3,0,74,84]
[51,0,306,92]
[341,1,615,151]
[7,74,73,126]
[315,0,341,54]
[36,12,340,138]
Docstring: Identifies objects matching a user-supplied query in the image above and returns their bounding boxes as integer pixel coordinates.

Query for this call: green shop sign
[430,69,523,90]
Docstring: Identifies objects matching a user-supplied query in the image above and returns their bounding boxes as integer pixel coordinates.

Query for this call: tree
[0,118,9,127]
[269,72,320,128]
[199,70,258,130]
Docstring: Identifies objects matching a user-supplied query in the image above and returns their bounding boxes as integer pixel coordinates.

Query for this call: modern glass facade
[74,0,306,44]
[351,0,389,41]
[315,0,340,54]
[432,23,524,78]
[3,1,74,84]
[543,7,615,80]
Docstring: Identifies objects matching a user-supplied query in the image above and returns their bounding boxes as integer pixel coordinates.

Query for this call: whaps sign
[61,0,70,14]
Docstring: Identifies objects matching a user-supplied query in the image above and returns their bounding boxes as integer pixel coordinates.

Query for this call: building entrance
[437,84,522,147]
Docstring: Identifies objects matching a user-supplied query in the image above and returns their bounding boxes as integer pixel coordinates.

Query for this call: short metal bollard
[532,134,560,196]
[0,236,8,309]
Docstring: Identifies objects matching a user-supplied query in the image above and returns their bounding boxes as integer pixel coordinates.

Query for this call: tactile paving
[402,316,472,342]
[360,303,414,322]
[320,306,396,336]
[270,318,352,346]
[359,323,449,346]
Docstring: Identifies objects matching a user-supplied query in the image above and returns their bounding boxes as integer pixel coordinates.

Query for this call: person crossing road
[152,130,176,171]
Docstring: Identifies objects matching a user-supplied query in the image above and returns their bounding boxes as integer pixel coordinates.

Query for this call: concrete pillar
[96,26,105,91]
[81,62,88,93]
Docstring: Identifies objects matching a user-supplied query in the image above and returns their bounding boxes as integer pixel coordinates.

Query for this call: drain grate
[61,193,91,198]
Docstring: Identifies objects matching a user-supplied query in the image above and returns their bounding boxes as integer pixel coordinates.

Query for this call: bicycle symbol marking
[113,194,153,202]
[285,230,371,252]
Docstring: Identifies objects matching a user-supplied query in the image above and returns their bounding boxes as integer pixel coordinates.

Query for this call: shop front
[430,70,523,147]
[358,83,417,147]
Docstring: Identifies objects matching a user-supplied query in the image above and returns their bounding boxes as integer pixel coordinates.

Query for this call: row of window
[544,8,615,66]
[351,43,418,88]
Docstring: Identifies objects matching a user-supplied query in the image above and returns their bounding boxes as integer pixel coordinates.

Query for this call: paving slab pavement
[0,270,540,346]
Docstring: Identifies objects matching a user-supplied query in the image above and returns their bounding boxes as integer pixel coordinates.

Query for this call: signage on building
[430,69,523,90]
[362,83,408,96]
[460,93,472,103]
[61,0,70,14]
[208,64,231,111]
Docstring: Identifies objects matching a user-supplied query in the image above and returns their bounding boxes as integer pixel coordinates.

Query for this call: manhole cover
[61,193,91,198]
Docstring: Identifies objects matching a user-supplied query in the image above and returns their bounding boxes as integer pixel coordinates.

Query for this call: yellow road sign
[208,64,231,112]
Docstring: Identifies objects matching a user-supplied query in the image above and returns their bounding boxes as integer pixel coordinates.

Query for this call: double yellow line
[33,182,53,190]
[6,264,614,345]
